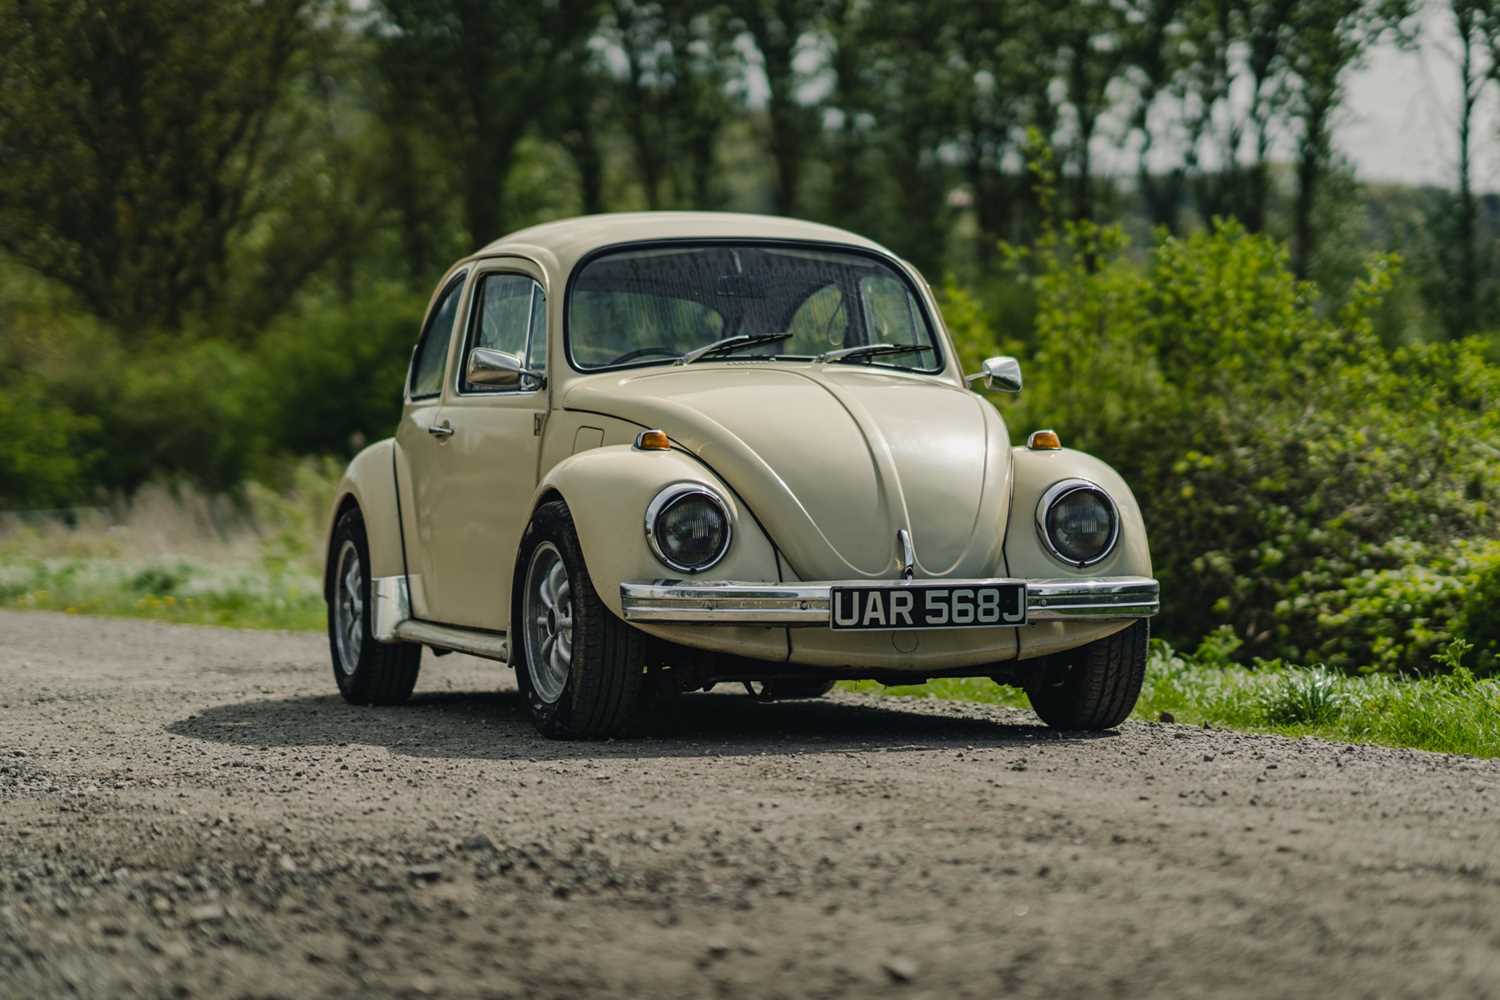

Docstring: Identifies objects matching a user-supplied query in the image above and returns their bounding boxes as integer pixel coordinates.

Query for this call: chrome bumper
[619,576,1159,625]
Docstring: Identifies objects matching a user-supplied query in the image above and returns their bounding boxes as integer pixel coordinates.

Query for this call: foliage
[0,0,340,334]
[972,214,1500,673]
[844,637,1500,758]
[372,0,601,246]
[250,287,425,461]
[0,458,338,629]
[0,374,98,509]
[0,276,421,505]
[0,556,325,632]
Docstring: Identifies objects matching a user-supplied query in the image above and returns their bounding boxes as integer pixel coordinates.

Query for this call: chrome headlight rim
[1035,478,1120,569]
[644,482,733,574]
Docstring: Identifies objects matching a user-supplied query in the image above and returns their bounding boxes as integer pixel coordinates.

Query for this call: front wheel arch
[323,493,361,603]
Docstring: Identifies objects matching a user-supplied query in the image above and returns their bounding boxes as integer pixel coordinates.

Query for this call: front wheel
[515,501,645,739]
[327,507,421,705]
[1026,620,1148,730]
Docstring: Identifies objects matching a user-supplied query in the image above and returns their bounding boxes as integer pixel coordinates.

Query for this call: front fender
[323,438,406,596]
[527,444,787,659]
[1005,446,1153,659]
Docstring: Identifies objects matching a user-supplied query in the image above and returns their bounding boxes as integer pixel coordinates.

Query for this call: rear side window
[409,273,466,398]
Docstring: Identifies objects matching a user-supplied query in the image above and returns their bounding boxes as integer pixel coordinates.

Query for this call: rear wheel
[327,507,421,705]
[515,501,645,739]
[1026,620,1148,730]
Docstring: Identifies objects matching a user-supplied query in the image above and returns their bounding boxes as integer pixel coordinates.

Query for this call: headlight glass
[1038,481,1119,566]
[647,486,731,572]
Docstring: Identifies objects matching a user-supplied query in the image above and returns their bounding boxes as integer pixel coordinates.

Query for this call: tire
[327,506,421,706]
[515,500,645,739]
[1026,620,1148,730]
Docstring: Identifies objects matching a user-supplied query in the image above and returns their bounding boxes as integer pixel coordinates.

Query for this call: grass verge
[0,557,324,632]
[843,638,1500,758]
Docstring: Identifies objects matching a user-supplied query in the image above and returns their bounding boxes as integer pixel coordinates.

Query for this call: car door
[411,260,550,630]
[394,268,469,621]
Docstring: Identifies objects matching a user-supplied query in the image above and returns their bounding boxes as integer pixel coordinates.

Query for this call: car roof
[472,212,897,277]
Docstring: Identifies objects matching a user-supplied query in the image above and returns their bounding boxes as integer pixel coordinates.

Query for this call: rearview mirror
[466,347,544,390]
[965,356,1022,393]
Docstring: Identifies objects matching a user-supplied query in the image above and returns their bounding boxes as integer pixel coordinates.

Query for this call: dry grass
[0,460,339,631]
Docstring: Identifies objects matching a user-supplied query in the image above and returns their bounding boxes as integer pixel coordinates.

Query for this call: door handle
[428,419,454,439]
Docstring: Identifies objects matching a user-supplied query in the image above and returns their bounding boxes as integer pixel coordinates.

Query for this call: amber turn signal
[1027,429,1062,451]
[634,429,671,451]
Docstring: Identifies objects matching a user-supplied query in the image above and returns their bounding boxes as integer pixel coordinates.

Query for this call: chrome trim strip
[1024,577,1159,620]
[392,620,509,661]
[896,528,915,581]
[619,576,1158,625]
[371,575,411,642]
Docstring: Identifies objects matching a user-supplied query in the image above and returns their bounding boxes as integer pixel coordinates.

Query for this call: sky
[1329,4,1494,189]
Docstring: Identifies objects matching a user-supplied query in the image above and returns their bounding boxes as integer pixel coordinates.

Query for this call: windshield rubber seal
[561,237,946,378]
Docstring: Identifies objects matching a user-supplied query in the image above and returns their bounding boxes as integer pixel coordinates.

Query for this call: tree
[1048,1,1135,223]
[729,0,829,215]
[607,1,735,210]
[1439,0,1500,336]
[1282,0,1415,277]
[556,44,613,217]
[1176,0,1298,233]
[947,0,1057,260]
[877,5,974,270]
[0,0,319,334]
[1122,0,1189,230]
[372,0,601,248]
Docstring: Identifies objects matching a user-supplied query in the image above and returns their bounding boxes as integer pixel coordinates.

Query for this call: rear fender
[323,438,406,600]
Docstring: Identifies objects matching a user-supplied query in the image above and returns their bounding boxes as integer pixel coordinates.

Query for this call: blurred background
[2,0,1499,711]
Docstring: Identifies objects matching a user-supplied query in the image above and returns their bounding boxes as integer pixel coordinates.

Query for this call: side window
[409,274,466,399]
[463,272,546,391]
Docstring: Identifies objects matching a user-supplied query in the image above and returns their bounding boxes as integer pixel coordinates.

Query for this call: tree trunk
[1292,104,1329,280]
[760,32,803,216]
[1452,3,1480,338]
[464,132,516,248]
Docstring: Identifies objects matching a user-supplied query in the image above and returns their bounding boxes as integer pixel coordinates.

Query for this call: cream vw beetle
[323,213,1159,738]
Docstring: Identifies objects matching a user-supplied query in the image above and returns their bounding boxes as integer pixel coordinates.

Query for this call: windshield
[566,242,943,373]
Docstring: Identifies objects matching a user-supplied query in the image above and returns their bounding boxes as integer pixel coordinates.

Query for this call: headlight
[645,484,732,573]
[1036,479,1119,567]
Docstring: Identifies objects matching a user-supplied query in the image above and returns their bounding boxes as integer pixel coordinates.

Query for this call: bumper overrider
[619,577,1159,625]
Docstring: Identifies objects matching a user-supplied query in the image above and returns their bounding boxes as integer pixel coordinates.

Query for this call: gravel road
[2,609,1499,999]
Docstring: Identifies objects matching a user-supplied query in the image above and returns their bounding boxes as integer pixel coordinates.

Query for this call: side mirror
[466,347,544,390]
[965,356,1022,393]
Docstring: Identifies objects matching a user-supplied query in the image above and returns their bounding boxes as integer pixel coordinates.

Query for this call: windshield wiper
[816,342,932,364]
[677,332,794,365]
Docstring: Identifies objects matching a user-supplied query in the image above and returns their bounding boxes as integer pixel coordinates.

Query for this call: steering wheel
[608,345,681,364]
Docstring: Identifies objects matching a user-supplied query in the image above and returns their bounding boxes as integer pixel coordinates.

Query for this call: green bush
[953,217,1500,673]
[1457,551,1500,674]
[0,374,98,508]
[1258,667,1345,725]
[0,274,424,504]
[249,285,424,461]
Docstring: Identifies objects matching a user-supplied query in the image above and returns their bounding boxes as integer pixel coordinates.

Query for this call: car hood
[563,365,1013,581]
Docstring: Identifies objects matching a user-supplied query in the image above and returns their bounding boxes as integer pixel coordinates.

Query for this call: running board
[392,619,509,662]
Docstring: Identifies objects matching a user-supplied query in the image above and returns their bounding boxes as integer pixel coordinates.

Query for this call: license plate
[829,583,1026,630]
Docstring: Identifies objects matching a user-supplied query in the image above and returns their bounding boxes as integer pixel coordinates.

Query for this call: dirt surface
[3,609,1499,999]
